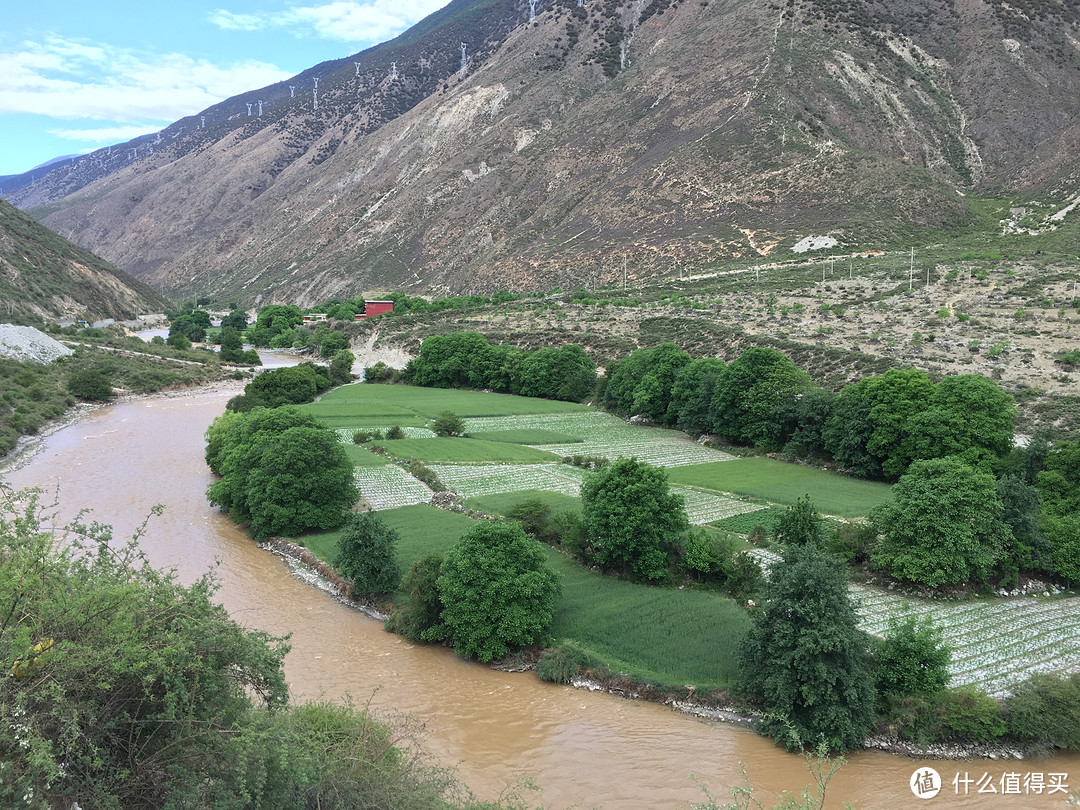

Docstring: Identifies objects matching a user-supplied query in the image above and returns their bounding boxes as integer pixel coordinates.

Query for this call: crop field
[305,384,590,428]
[323,504,750,688]
[668,459,892,517]
[352,466,433,510]
[467,489,582,517]
[342,444,390,467]
[466,412,734,468]
[467,428,583,445]
[373,437,560,464]
[851,585,1080,696]
[427,463,586,498]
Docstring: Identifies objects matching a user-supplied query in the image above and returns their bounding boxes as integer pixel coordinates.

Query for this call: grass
[304,384,590,428]
[467,428,583,445]
[711,506,787,535]
[545,548,750,688]
[342,444,391,467]
[668,458,892,517]
[373,437,560,464]
[467,489,582,516]
[304,504,749,689]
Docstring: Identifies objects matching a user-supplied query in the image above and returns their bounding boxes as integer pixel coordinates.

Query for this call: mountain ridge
[7,0,1080,304]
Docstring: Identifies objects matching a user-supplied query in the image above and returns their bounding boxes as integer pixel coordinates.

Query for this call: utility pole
[623,255,627,289]
[909,247,914,291]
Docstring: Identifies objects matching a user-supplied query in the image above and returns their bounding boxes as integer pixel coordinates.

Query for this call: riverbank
[263,520,1037,764]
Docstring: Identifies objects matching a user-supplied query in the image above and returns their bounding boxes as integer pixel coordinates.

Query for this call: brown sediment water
[5,385,1078,809]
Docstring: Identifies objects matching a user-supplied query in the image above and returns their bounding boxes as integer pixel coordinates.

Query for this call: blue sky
[0,0,448,176]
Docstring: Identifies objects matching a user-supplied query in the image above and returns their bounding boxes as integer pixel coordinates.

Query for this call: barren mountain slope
[0,200,168,325]
[21,0,1080,303]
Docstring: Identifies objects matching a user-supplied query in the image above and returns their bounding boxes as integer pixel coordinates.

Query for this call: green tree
[206,406,358,539]
[667,357,727,435]
[335,511,401,594]
[220,308,249,332]
[218,324,245,363]
[874,616,952,700]
[166,331,191,351]
[1005,673,1080,753]
[320,329,350,357]
[581,457,688,582]
[739,544,875,753]
[386,553,447,643]
[437,521,561,662]
[240,363,333,409]
[1037,439,1080,582]
[404,332,493,389]
[516,344,597,402]
[823,369,935,479]
[431,410,466,437]
[604,343,691,421]
[711,347,811,449]
[773,494,826,547]
[329,349,355,384]
[870,457,1010,587]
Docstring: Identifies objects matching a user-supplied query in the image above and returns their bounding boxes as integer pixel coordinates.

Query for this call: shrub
[506,497,554,542]
[385,425,406,440]
[335,512,402,595]
[773,494,826,547]
[408,458,446,492]
[352,430,372,444]
[875,617,951,700]
[67,367,114,401]
[431,410,466,437]
[536,644,590,684]
[884,689,1006,745]
[1005,673,1080,752]
[385,554,446,643]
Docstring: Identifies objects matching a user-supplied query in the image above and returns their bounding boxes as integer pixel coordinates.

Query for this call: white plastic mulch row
[674,486,766,525]
[336,426,437,442]
[465,412,737,468]
[847,583,1080,696]
[426,463,585,498]
[352,466,432,510]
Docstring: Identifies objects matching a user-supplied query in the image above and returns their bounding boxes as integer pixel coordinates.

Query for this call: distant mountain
[0,199,169,325]
[8,0,1080,304]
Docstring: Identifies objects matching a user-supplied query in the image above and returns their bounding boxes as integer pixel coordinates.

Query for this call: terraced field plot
[466,412,735,468]
[851,585,1080,696]
[352,466,432,510]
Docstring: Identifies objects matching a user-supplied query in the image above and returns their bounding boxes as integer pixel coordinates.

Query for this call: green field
[467,489,582,517]
[342,444,391,467]
[467,428,583,445]
[668,458,892,517]
[373,437,561,464]
[304,504,748,688]
[304,384,590,428]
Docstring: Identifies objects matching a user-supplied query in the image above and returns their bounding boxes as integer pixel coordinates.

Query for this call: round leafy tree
[335,511,401,595]
[739,543,875,753]
[437,521,561,663]
[431,410,466,437]
[870,457,1010,587]
[206,406,358,539]
[581,457,688,582]
[67,367,114,401]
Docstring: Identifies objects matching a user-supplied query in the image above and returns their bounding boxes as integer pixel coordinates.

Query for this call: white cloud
[208,0,448,43]
[48,124,169,144]
[0,35,292,123]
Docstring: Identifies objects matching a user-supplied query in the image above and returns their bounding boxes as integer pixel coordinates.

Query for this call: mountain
[0,199,169,325]
[7,0,1080,304]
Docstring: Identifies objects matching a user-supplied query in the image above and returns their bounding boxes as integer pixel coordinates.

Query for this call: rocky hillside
[0,199,169,325]
[9,0,1080,304]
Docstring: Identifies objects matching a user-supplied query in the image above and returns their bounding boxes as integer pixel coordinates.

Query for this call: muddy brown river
[5,384,1078,809]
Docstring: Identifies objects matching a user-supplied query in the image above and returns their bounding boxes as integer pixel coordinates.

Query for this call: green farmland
[307,504,749,688]
[303,384,590,428]
[668,458,892,517]
[374,437,561,464]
